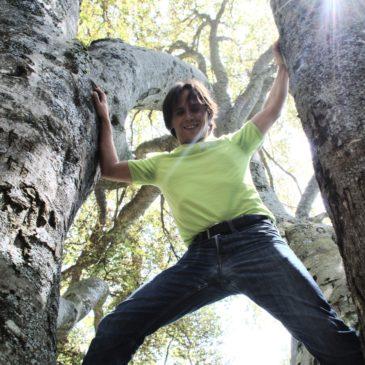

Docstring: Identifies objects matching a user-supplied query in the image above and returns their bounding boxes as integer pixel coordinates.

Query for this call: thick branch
[247,76,275,120]
[295,175,320,219]
[57,278,109,339]
[94,183,107,226]
[192,9,212,24]
[89,39,209,114]
[311,212,328,223]
[250,154,294,223]
[192,20,210,49]
[134,135,178,159]
[216,0,229,23]
[113,185,160,231]
[230,46,275,130]
[259,150,275,191]
[168,41,207,75]
[208,1,232,123]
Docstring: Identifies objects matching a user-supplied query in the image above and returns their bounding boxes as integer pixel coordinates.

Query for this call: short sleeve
[128,155,159,185]
[229,120,265,155]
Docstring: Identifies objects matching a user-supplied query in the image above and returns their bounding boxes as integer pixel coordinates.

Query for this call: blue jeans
[83,220,364,364]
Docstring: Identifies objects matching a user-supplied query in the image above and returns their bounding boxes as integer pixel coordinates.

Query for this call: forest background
[58,0,323,364]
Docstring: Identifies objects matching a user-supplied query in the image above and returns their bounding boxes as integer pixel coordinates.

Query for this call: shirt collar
[173,134,217,153]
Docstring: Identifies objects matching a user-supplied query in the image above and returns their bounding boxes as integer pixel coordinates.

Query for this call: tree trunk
[0,1,207,363]
[270,0,365,357]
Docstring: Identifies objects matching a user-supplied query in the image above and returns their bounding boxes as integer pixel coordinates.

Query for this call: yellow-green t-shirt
[128,121,275,245]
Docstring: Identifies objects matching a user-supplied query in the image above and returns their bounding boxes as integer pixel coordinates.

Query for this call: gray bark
[0,0,207,363]
[229,46,275,131]
[295,175,319,219]
[57,278,109,340]
[270,0,365,359]
[0,2,89,363]
[206,0,232,134]
[250,153,294,223]
[286,222,358,325]
[286,222,359,364]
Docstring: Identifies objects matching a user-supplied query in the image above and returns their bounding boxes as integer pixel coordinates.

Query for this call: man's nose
[185,108,193,119]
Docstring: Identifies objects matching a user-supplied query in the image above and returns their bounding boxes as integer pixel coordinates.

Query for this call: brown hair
[162,80,218,138]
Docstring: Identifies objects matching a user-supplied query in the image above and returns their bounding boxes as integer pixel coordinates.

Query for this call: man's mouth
[183,123,199,130]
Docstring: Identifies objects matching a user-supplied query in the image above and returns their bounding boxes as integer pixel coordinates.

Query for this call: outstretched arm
[92,86,132,183]
[251,40,289,135]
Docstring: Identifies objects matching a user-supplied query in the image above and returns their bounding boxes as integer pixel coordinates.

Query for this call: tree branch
[168,41,207,75]
[192,20,210,49]
[216,0,229,22]
[247,75,275,121]
[129,109,141,147]
[88,39,209,114]
[160,195,180,260]
[193,0,231,131]
[63,185,160,283]
[193,9,212,23]
[94,183,107,226]
[134,135,178,159]
[250,153,294,223]
[296,175,320,219]
[262,147,302,195]
[230,46,275,130]
[57,278,109,339]
[163,338,174,365]
[259,150,275,191]
[310,212,329,223]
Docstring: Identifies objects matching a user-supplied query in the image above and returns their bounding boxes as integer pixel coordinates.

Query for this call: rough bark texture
[0,1,207,363]
[0,1,90,363]
[270,0,365,361]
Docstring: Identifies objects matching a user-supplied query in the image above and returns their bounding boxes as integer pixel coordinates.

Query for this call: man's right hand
[92,85,110,121]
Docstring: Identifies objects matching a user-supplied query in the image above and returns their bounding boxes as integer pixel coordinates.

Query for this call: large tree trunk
[270,0,365,357]
[0,0,206,363]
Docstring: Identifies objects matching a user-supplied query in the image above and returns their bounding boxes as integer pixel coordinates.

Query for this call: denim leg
[222,222,364,365]
[82,242,230,365]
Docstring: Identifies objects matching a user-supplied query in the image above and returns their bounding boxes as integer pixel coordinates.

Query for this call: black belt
[192,214,271,243]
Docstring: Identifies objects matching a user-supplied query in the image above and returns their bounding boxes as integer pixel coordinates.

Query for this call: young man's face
[171,89,212,144]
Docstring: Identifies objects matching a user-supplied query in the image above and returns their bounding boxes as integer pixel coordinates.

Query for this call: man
[83,41,364,364]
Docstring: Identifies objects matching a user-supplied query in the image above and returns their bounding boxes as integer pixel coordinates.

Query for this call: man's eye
[176,109,184,116]
[191,104,205,113]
